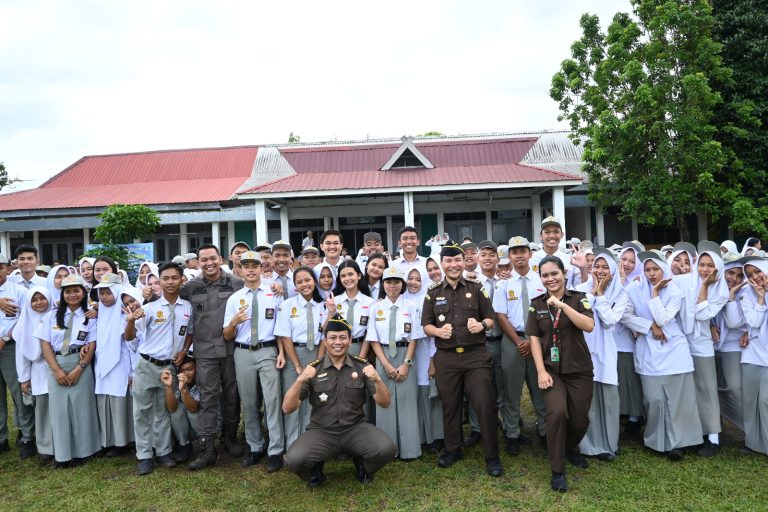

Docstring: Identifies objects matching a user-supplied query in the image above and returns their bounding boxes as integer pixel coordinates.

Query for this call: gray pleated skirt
[716,351,743,430]
[34,394,53,456]
[618,352,645,417]
[96,392,135,448]
[417,384,444,444]
[579,382,619,456]
[375,345,421,459]
[640,372,703,452]
[692,356,721,435]
[741,363,768,455]
[48,354,101,462]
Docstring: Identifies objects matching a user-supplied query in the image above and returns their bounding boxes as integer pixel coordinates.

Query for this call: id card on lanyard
[549,307,562,363]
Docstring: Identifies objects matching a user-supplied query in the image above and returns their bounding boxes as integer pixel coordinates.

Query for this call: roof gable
[381,136,434,170]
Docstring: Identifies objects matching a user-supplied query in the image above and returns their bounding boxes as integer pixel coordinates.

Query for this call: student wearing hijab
[720,240,738,256]
[426,256,443,284]
[15,286,54,460]
[46,265,71,308]
[622,252,702,461]
[314,263,336,300]
[668,246,695,276]
[93,273,135,457]
[135,261,158,291]
[739,258,768,455]
[675,242,729,456]
[327,260,373,358]
[366,267,421,460]
[34,275,100,468]
[576,251,628,461]
[142,269,162,304]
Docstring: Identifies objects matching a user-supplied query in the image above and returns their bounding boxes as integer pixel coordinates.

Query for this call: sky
[0,0,622,192]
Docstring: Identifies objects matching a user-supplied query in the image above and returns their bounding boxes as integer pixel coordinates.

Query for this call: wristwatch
[481,320,490,330]
[1,335,10,344]
[79,362,87,369]
[404,358,414,367]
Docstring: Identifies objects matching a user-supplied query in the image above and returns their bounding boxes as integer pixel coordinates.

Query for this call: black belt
[486,334,503,342]
[54,346,81,356]
[351,336,365,344]
[389,340,409,348]
[140,353,173,366]
[516,331,526,337]
[294,342,309,347]
[438,344,481,353]
[235,340,277,351]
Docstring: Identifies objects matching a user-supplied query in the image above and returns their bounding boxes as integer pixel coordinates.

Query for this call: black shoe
[551,471,568,492]
[596,452,616,462]
[19,440,37,460]
[353,456,374,483]
[104,446,123,458]
[424,441,439,454]
[437,449,464,468]
[137,458,154,476]
[173,443,193,463]
[223,436,244,458]
[464,431,482,448]
[69,457,87,468]
[625,420,643,441]
[697,440,720,457]
[517,432,532,445]
[308,462,327,489]
[666,448,683,461]
[485,456,504,477]
[53,460,71,469]
[157,454,177,468]
[505,437,520,456]
[38,454,54,463]
[0,439,9,453]
[566,451,589,468]
[189,437,219,471]
[265,454,284,473]
[241,451,265,468]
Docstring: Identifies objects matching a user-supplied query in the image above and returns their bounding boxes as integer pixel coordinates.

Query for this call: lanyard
[548,306,562,347]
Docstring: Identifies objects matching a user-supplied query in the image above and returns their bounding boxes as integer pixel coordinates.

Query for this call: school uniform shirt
[393,256,428,276]
[369,280,381,301]
[477,273,503,337]
[740,291,768,367]
[131,296,194,360]
[333,292,374,340]
[34,308,97,351]
[366,296,416,347]
[274,295,326,345]
[0,279,27,340]
[9,274,46,290]
[263,270,297,299]
[223,283,283,343]
[492,269,545,332]
[719,298,748,353]
[321,258,341,278]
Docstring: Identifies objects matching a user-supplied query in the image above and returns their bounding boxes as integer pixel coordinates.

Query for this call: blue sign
[86,242,154,276]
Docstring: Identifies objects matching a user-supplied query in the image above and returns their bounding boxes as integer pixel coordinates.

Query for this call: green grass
[1,400,767,512]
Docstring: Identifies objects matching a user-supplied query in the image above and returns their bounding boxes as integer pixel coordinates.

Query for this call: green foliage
[550,0,749,240]
[0,161,18,191]
[94,204,160,244]
[418,131,445,137]
[287,132,301,143]
[77,243,138,274]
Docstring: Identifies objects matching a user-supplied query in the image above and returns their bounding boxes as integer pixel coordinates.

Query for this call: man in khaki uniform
[283,315,395,488]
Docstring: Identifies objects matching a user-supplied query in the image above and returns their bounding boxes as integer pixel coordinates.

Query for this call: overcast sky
[1,0,621,191]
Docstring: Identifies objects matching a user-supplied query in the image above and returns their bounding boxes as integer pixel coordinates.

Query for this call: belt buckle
[455,347,465,353]
[251,342,262,351]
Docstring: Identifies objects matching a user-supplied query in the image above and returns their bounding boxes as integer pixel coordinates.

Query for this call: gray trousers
[499,336,547,437]
[169,401,198,445]
[34,393,53,456]
[133,358,174,460]
[234,345,284,456]
[282,345,318,450]
[0,343,35,442]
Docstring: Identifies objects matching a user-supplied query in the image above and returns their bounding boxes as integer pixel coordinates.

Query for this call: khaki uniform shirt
[421,277,495,350]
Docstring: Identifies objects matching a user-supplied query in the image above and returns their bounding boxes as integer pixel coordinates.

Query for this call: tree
[288,132,301,143]
[94,204,161,244]
[419,131,445,137]
[550,0,739,240]
[0,162,19,192]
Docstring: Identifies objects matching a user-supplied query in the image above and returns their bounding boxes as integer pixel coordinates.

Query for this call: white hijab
[720,240,738,255]
[135,261,159,290]
[618,246,643,286]
[16,286,55,363]
[667,248,695,276]
[313,262,336,299]
[45,264,70,307]
[742,237,760,256]
[676,249,729,336]
[742,259,768,341]
[94,281,125,378]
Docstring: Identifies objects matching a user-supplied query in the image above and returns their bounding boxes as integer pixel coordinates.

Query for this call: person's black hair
[363,253,389,290]
[93,256,118,282]
[397,226,418,240]
[293,265,323,303]
[537,255,565,276]
[320,229,343,245]
[159,262,183,276]
[229,242,250,255]
[379,274,406,299]
[56,285,89,329]
[196,244,220,257]
[180,355,196,366]
[332,260,371,297]
[15,244,38,258]
[747,237,762,248]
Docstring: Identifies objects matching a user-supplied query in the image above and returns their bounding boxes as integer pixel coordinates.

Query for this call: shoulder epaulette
[428,281,442,291]
[351,355,369,365]
[465,276,480,284]
[308,359,321,367]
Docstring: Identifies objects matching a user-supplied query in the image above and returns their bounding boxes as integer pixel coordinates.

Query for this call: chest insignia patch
[319,392,329,403]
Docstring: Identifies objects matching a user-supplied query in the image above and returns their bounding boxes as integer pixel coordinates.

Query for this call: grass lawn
[1,398,767,512]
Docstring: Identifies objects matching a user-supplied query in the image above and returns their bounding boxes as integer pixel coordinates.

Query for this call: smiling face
[31,292,50,313]
[644,260,664,285]
[272,248,292,274]
[364,238,383,256]
[17,251,37,276]
[93,260,112,283]
[198,248,222,280]
[54,268,70,290]
[160,268,183,296]
[441,254,465,280]
[148,275,161,297]
[724,267,744,289]
[294,269,317,299]
[302,252,320,267]
[324,330,351,358]
[241,261,262,285]
[80,261,93,282]
[318,268,333,291]
[121,294,141,312]
[399,231,420,257]
[62,286,85,309]
[426,259,441,282]
[463,249,478,270]
[366,257,386,282]
[745,264,766,288]
[338,266,360,292]
[321,235,342,261]
[383,278,403,300]
[478,248,498,273]
[407,269,422,293]
[539,261,565,294]
[697,254,716,280]
[592,257,611,281]
[540,227,563,252]
[672,252,691,275]
[98,287,116,307]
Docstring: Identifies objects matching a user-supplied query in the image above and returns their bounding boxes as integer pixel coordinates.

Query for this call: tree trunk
[677,214,690,242]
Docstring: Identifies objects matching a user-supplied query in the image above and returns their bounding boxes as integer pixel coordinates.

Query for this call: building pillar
[485,210,493,241]
[697,211,708,242]
[280,206,290,242]
[255,200,268,244]
[436,211,445,239]
[179,223,189,255]
[531,193,542,238]
[227,221,235,250]
[323,217,331,232]
[32,230,40,251]
[333,217,339,230]
[211,222,221,249]
[631,219,639,241]
[583,208,592,243]
[403,192,415,227]
[553,186,566,240]
[83,228,90,248]
[0,232,9,257]
[595,207,606,246]
[386,215,394,254]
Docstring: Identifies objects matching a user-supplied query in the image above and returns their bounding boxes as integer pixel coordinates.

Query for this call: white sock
[629,416,639,423]
[708,433,719,444]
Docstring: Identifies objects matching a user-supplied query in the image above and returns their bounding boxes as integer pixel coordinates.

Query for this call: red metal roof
[241,137,579,195]
[0,146,258,211]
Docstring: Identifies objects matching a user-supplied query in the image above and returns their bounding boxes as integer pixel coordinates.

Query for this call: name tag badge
[550,346,560,362]
[76,330,87,342]
[404,322,412,333]
[178,325,187,337]
[359,315,369,326]
[435,299,448,307]
[265,308,275,320]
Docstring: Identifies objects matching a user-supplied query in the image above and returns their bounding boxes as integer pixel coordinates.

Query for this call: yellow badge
[581,299,591,310]
[291,306,297,317]
[529,306,535,312]
[508,290,516,301]
[240,299,246,307]
[157,311,163,319]
[377,309,384,317]
[481,289,488,298]
[532,265,538,272]
[337,304,342,311]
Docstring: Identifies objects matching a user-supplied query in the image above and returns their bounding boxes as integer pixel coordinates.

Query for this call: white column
[403,192,415,227]
[437,211,445,238]
[280,206,290,242]
[531,194,542,238]
[323,217,331,231]
[631,219,639,241]
[333,217,339,230]
[179,223,189,255]
[0,232,9,257]
[227,221,235,249]
[697,211,708,242]
[211,222,221,249]
[255,200,268,244]
[583,208,592,243]
[595,207,606,246]
[553,187,566,240]
[33,230,40,250]
[485,210,493,240]
[83,227,90,248]
[727,226,734,240]
[386,215,394,253]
